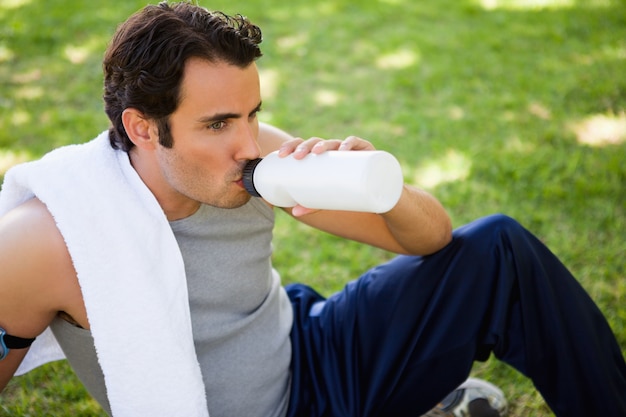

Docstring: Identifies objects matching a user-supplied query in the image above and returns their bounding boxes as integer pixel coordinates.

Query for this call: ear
[122,108,157,150]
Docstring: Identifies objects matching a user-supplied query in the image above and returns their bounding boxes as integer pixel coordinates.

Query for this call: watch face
[0,328,7,361]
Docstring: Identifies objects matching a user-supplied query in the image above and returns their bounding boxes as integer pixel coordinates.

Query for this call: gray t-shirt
[50,198,293,417]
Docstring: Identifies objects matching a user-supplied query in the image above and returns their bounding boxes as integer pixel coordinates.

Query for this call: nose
[236,120,261,161]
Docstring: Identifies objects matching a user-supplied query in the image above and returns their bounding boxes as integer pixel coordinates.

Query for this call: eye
[208,121,226,131]
[250,107,262,120]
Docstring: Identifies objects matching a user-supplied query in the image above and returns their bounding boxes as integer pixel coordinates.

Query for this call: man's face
[153,58,262,213]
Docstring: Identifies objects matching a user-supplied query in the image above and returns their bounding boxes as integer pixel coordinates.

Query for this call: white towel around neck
[0,131,209,417]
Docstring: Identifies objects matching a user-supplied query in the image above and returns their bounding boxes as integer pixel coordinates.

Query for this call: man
[0,2,624,416]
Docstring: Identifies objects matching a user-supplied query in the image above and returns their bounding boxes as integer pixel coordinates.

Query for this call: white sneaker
[421,377,508,417]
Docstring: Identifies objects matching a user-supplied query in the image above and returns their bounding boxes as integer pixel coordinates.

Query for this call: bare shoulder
[0,198,72,278]
[0,198,85,334]
[258,122,294,156]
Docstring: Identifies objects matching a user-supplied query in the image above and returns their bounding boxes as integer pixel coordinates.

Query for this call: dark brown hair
[103,1,263,151]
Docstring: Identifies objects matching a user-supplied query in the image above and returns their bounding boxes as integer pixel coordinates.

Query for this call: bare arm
[257,127,453,255]
[0,199,86,391]
[286,184,452,256]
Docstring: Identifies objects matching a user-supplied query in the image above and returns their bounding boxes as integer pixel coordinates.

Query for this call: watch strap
[0,327,36,349]
[4,333,36,349]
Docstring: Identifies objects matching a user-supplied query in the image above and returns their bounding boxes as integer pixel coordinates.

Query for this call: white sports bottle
[242,150,404,213]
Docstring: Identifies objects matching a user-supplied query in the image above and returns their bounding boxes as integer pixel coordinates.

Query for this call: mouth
[233,163,249,188]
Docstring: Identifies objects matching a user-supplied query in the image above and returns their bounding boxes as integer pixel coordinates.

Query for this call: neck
[127,149,201,221]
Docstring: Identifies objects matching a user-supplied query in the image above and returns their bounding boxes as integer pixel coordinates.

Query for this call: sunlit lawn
[1,0,625,415]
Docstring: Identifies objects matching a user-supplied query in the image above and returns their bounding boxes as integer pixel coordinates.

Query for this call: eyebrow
[197,101,263,124]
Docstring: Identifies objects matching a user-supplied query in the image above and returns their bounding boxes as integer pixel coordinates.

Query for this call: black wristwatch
[0,327,36,361]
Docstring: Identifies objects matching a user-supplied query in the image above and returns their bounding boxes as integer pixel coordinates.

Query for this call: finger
[290,205,319,217]
[292,137,325,159]
[310,139,344,154]
[338,136,375,151]
[278,138,304,157]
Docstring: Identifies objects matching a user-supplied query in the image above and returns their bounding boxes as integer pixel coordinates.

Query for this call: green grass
[1,0,625,415]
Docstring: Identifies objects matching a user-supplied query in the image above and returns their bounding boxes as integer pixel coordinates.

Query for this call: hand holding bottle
[243,136,404,214]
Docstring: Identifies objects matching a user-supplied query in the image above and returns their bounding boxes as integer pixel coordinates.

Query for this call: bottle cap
[242,158,263,197]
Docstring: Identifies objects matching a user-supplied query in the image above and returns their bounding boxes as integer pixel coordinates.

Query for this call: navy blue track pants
[285,214,626,417]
